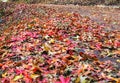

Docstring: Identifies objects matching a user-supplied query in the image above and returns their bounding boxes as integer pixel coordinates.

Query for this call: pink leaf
[15,69,24,75]
[66,40,71,45]
[95,43,102,50]
[0,36,5,41]
[11,37,18,42]
[64,77,70,83]
[114,40,120,48]
[59,75,66,83]
[56,76,70,83]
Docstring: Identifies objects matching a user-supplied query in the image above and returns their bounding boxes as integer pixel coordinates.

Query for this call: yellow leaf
[2,72,7,77]
[67,13,71,16]
[30,74,39,79]
[107,77,120,83]
[74,77,80,83]
[13,74,23,81]
[49,39,55,44]
[51,59,57,63]
[116,59,120,63]
[28,24,32,29]
[43,43,51,51]
[2,51,8,58]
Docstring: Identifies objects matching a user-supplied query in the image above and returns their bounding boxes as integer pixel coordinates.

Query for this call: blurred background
[0,0,120,5]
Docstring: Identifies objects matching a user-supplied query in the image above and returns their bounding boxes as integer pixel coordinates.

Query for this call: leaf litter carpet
[0,3,120,83]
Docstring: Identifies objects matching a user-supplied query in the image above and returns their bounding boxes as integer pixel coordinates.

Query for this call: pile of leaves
[0,3,120,83]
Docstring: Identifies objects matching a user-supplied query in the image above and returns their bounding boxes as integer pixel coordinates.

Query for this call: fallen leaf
[30,74,39,79]
[13,74,23,81]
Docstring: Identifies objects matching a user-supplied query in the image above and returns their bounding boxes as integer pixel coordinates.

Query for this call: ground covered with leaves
[0,3,120,83]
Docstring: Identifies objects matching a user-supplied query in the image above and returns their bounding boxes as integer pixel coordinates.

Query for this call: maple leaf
[95,43,102,50]
[13,74,23,81]
[114,40,120,48]
[56,75,70,83]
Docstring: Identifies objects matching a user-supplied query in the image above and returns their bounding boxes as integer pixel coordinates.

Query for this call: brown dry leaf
[107,76,120,83]
[42,42,52,51]
[74,77,80,83]
[113,50,120,55]
[2,50,8,58]
[115,32,120,39]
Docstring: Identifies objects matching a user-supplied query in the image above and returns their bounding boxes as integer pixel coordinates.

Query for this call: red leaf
[114,40,120,48]
[56,75,70,83]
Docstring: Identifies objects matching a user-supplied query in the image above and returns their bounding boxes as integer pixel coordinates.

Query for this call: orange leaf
[0,63,3,67]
